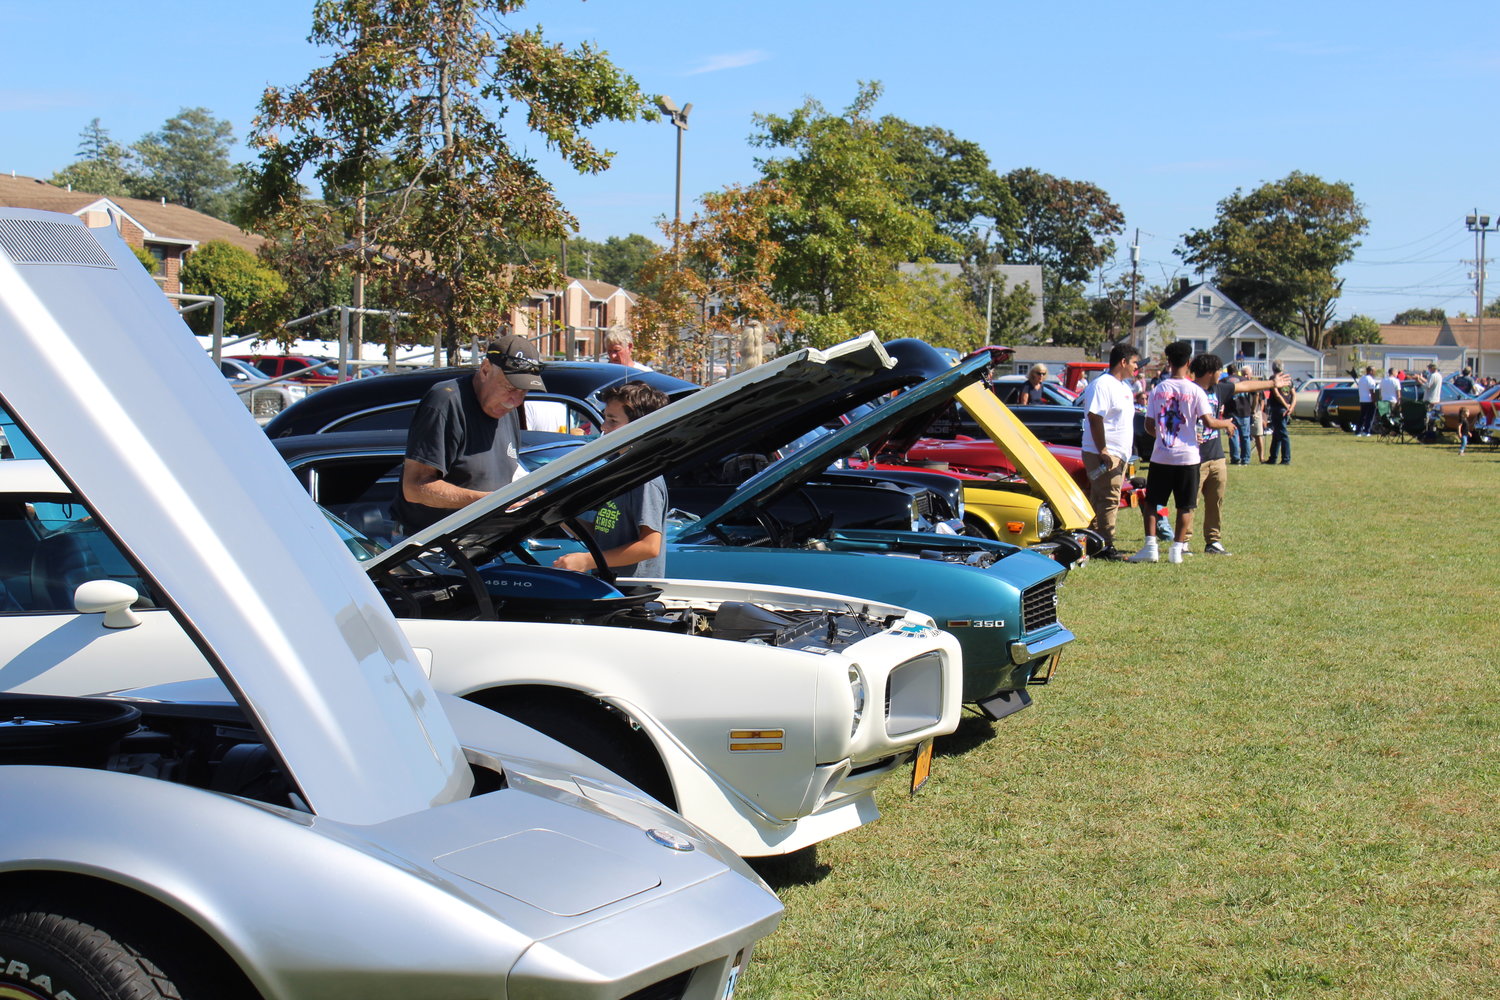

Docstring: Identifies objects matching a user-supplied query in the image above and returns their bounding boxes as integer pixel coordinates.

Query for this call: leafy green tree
[49,118,137,197]
[1179,171,1368,349]
[248,0,651,358]
[179,240,289,335]
[885,265,987,351]
[882,121,1017,261]
[1327,314,1382,346]
[132,108,240,215]
[750,82,955,348]
[1001,168,1124,305]
[1392,307,1446,325]
[517,233,660,290]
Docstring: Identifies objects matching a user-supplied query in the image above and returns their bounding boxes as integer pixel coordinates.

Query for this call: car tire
[0,898,201,1000]
[472,688,676,808]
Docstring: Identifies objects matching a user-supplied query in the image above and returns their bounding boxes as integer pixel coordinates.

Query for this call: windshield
[322,509,386,562]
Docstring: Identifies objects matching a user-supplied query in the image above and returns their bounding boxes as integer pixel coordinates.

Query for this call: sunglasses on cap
[486,350,543,375]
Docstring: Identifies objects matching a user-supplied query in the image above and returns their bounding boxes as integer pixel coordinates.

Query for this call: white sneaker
[1204,542,1231,555]
[1127,543,1158,563]
[1167,543,1185,564]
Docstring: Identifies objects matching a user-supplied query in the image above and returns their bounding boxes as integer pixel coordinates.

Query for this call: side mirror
[73,579,141,629]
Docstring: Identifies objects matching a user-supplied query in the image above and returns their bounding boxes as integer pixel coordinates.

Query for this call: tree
[1327,314,1382,346]
[1179,171,1368,349]
[133,108,240,215]
[1001,168,1124,304]
[631,182,798,380]
[248,1,651,359]
[885,265,988,351]
[517,232,661,290]
[1392,307,1446,325]
[750,82,955,348]
[179,241,289,335]
[881,120,1017,261]
[49,119,136,198]
[957,256,1039,344]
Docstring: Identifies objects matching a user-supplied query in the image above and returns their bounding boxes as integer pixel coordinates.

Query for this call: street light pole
[656,96,692,249]
[1466,211,1494,380]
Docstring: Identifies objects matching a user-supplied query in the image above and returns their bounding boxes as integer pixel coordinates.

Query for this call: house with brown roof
[0,174,262,294]
[1327,323,1467,377]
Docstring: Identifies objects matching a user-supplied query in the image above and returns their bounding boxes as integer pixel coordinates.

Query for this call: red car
[229,354,343,386]
[906,434,1140,509]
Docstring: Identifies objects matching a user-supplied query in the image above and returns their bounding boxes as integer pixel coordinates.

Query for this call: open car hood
[0,209,472,824]
[953,382,1092,529]
[367,334,896,571]
[689,353,1093,535]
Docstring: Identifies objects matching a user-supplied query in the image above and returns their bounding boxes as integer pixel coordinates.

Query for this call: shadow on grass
[749,845,830,889]
[934,713,996,758]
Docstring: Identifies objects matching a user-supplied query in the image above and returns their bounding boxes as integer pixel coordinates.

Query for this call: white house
[1129,280,1324,380]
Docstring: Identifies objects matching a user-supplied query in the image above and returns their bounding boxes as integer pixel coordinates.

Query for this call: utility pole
[1127,229,1140,349]
[1467,211,1493,379]
[985,278,993,346]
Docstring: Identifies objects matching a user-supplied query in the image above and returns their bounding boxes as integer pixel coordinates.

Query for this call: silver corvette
[0,208,780,999]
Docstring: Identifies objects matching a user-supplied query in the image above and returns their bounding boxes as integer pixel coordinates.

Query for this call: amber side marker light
[729,729,784,752]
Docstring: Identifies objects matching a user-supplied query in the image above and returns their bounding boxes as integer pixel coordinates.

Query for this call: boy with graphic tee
[1128,341,1232,564]
[552,381,669,579]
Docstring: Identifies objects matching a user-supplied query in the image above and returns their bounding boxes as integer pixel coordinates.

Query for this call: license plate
[910,739,934,795]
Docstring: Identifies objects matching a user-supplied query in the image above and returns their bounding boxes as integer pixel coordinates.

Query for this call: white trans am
[4,333,963,859]
[0,207,782,1000]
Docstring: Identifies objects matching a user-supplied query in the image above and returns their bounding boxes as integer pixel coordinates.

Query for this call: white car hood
[0,209,471,824]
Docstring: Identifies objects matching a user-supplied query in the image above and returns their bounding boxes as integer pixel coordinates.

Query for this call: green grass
[741,425,1500,999]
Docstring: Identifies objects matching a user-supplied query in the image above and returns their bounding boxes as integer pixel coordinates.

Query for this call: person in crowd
[1379,367,1403,423]
[1265,361,1294,464]
[1017,364,1050,405]
[1128,341,1233,564]
[1251,381,1268,464]
[1080,344,1139,560]
[605,328,652,371]
[1355,365,1380,437]
[394,333,543,534]
[1228,365,1256,464]
[1417,363,1445,438]
[1453,367,1475,395]
[553,381,669,580]
[1183,355,1289,556]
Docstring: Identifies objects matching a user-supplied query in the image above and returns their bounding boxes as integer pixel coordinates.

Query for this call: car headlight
[848,665,866,738]
[954,493,965,521]
[1036,502,1056,537]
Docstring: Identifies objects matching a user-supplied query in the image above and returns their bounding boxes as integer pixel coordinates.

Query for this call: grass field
[741,424,1500,999]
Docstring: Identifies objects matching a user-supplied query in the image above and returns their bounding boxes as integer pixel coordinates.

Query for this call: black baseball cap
[485,333,545,392]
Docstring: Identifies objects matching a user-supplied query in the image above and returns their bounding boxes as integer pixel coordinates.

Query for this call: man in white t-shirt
[1417,363,1444,434]
[1080,343,1139,560]
[1355,366,1379,436]
[1377,367,1403,432]
[1128,340,1233,564]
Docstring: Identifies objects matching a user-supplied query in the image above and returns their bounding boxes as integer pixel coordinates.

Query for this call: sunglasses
[486,350,543,375]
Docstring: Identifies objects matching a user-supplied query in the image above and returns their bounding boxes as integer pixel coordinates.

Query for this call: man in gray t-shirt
[394,333,544,534]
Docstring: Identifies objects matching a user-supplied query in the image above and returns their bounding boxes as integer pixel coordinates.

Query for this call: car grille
[913,490,936,520]
[1021,579,1059,633]
[624,969,693,1000]
[249,389,287,418]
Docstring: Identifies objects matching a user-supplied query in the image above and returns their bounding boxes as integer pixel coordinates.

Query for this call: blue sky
[5,0,1497,324]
